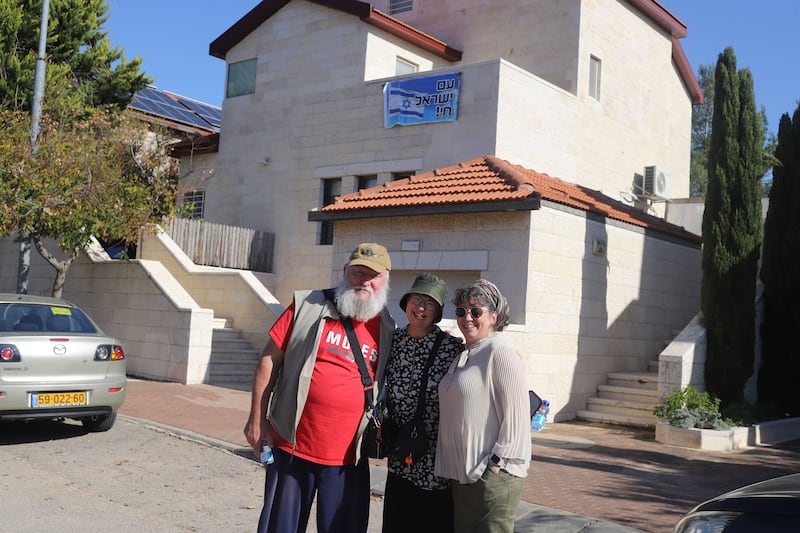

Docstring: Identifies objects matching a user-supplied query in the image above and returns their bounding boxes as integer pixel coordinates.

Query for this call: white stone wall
[0,231,285,384]
[0,236,213,384]
[578,0,692,200]
[199,0,694,303]
[383,0,582,93]
[333,205,702,422]
[364,33,444,81]
[137,229,283,351]
[523,204,701,418]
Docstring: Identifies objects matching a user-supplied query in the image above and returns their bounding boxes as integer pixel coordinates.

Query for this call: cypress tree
[701,48,763,407]
[759,104,800,416]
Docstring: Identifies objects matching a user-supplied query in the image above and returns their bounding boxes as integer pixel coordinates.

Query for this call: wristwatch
[489,454,507,469]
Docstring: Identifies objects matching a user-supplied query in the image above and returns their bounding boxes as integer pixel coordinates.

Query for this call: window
[389,0,413,15]
[179,190,205,219]
[319,178,341,245]
[226,58,257,98]
[395,57,418,76]
[589,55,602,101]
[357,175,377,190]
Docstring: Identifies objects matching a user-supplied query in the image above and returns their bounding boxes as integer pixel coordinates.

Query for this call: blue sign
[384,72,460,128]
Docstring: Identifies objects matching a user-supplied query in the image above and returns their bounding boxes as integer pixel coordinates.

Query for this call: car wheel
[81,412,117,432]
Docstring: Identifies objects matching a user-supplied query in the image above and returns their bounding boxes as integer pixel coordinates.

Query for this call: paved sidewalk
[119,378,800,533]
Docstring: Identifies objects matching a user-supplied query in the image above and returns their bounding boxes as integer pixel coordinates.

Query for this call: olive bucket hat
[399,273,448,323]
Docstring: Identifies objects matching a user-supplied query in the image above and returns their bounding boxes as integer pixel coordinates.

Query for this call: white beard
[335,277,389,322]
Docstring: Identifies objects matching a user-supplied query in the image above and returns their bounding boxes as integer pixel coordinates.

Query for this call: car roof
[696,473,800,515]
[0,293,77,307]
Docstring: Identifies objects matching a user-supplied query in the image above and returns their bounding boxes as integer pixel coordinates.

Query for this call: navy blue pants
[257,447,370,533]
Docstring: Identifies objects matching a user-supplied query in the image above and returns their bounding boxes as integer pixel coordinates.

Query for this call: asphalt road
[0,417,267,532]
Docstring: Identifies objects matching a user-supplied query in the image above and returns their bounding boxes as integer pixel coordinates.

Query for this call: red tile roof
[315,155,701,243]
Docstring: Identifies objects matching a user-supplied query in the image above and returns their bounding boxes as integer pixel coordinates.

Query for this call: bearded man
[244,243,395,533]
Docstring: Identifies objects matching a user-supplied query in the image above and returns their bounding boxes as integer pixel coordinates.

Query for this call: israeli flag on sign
[384,72,459,128]
[386,87,425,121]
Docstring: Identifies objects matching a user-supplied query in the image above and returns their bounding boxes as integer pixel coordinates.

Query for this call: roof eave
[672,38,704,105]
[308,196,542,221]
[363,9,462,62]
[209,1,461,62]
[626,0,687,38]
[168,133,221,158]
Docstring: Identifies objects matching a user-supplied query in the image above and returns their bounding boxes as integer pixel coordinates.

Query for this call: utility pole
[17,0,50,294]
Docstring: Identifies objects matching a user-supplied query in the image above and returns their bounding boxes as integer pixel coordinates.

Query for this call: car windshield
[0,303,98,334]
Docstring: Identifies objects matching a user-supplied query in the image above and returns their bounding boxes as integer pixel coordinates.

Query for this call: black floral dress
[385,326,464,490]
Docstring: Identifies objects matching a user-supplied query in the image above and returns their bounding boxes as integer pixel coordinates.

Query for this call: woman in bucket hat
[382,273,464,533]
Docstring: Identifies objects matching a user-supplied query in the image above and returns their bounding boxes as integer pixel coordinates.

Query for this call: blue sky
[104,1,800,136]
[659,0,800,136]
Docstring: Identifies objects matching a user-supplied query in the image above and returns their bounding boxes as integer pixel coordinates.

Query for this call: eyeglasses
[455,307,484,319]
[408,296,438,310]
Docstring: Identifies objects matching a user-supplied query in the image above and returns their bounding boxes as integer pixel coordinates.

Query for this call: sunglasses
[455,307,485,319]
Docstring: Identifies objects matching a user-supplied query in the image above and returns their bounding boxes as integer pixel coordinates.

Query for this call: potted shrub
[653,386,750,450]
[654,385,730,430]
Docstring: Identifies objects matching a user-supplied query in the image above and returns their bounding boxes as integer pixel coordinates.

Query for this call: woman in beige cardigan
[435,279,531,533]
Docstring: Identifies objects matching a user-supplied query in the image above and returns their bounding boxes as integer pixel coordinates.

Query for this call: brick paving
[120,379,800,533]
[524,421,800,532]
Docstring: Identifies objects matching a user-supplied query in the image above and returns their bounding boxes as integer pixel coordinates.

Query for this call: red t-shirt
[269,301,380,465]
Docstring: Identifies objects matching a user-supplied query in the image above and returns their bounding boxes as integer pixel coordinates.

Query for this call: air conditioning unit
[643,165,669,200]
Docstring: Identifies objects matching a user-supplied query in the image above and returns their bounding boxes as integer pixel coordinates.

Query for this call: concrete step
[575,409,655,428]
[207,325,259,390]
[585,397,657,422]
[607,371,658,390]
[597,384,658,403]
[209,348,260,360]
[207,367,256,379]
[208,359,259,372]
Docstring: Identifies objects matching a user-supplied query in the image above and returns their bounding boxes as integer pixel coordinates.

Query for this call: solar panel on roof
[178,98,222,128]
[129,87,220,131]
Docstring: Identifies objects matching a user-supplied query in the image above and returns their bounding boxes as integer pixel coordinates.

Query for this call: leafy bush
[653,386,731,430]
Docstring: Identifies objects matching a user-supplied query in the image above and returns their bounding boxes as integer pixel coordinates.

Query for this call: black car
[674,473,800,532]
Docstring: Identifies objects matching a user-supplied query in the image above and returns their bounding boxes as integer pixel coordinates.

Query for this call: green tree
[690,64,715,197]
[0,109,178,297]
[0,0,151,117]
[690,63,776,198]
[701,47,763,407]
[758,103,800,417]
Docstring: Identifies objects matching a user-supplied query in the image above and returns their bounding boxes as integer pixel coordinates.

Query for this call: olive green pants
[451,468,525,533]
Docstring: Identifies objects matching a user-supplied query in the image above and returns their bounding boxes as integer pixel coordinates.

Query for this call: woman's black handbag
[391,416,429,465]
[387,332,444,465]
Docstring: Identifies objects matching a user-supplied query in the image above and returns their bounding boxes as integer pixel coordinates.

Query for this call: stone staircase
[575,360,659,428]
[206,319,260,391]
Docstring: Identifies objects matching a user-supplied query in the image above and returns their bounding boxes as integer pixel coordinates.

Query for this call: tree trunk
[32,237,80,298]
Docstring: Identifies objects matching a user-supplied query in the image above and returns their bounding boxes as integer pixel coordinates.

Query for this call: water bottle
[532,400,550,431]
[260,439,274,465]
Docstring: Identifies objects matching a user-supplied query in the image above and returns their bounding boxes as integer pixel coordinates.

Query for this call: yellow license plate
[32,391,88,408]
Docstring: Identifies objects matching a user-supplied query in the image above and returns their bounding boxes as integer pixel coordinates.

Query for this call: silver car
[0,293,126,431]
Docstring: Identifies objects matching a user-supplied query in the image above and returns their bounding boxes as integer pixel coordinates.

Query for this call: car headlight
[674,511,741,533]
